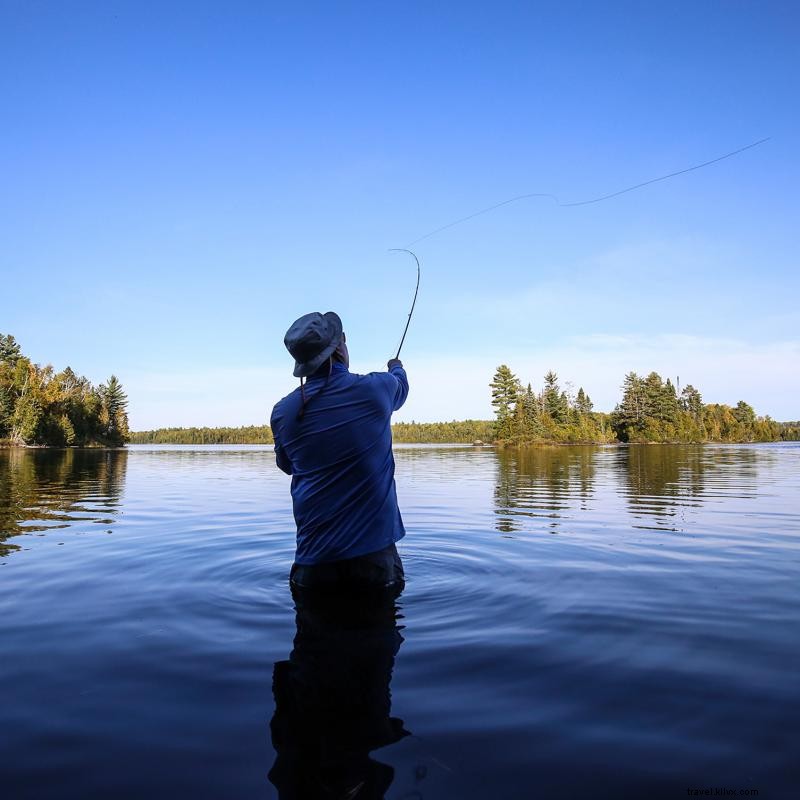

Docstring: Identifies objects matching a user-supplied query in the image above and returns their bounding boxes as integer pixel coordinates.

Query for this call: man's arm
[385,359,409,411]
[274,442,293,475]
[270,409,293,475]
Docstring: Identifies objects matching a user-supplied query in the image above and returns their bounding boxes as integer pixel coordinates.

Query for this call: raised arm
[386,359,409,411]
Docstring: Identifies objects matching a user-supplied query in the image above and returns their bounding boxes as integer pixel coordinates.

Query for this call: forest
[132,368,798,446]
[0,334,130,447]
[490,364,799,444]
[130,420,494,445]
[131,425,274,444]
[11,326,793,448]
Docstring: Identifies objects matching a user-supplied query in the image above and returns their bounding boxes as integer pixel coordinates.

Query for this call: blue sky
[2,1,798,427]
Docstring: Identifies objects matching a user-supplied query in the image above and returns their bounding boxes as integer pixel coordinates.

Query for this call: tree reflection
[269,590,409,799]
[618,445,762,528]
[0,449,127,557]
[493,446,598,533]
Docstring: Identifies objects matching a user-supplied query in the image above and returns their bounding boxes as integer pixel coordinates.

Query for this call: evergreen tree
[575,387,593,415]
[100,375,130,445]
[642,372,664,420]
[659,377,680,424]
[733,400,756,427]
[0,385,12,437]
[490,365,521,440]
[680,384,703,417]
[0,334,21,365]
[518,382,544,440]
[542,370,568,423]
[612,372,645,440]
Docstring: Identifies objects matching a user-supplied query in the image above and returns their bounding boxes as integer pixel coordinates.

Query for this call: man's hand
[387,358,403,371]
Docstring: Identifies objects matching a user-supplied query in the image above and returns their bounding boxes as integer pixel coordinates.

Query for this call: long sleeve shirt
[270,362,409,565]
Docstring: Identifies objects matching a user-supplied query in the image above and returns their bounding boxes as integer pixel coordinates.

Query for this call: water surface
[1,444,798,798]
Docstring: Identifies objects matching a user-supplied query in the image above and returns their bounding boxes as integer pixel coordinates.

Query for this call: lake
[1,443,798,799]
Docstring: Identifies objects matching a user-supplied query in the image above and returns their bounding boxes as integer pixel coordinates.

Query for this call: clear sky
[2,1,798,428]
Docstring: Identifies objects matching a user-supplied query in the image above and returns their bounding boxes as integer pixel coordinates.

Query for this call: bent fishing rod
[388,248,421,360]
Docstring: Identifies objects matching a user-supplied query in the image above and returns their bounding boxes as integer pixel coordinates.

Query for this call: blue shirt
[270,362,409,565]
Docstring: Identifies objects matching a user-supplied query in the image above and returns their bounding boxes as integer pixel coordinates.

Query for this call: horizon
[3,2,798,427]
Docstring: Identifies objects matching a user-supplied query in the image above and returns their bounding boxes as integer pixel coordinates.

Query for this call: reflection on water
[0,443,798,798]
[0,448,127,557]
[620,446,763,529]
[492,444,772,535]
[494,445,597,533]
[269,592,408,799]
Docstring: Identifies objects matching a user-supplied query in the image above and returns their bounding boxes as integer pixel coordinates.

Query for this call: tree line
[131,425,274,444]
[0,334,130,447]
[131,369,797,446]
[130,420,495,445]
[490,364,798,444]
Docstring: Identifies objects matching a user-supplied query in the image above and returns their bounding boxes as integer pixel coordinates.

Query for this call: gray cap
[283,311,343,378]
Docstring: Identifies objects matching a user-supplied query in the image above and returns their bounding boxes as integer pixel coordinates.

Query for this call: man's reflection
[269,586,409,799]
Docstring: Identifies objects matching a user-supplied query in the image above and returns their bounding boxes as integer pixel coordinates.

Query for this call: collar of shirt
[306,361,349,382]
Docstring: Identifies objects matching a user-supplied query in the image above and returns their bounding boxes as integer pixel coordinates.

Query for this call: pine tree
[517,382,544,440]
[733,400,756,428]
[100,375,130,446]
[612,372,645,440]
[576,387,593,415]
[642,372,664,420]
[490,365,521,440]
[680,384,703,417]
[660,378,680,424]
[0,334,21,365]
[542,370,568,423]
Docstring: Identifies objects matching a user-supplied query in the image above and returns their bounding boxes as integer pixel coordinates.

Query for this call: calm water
[1,444,799,799]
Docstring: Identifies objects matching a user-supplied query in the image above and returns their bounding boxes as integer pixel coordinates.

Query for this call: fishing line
[385,137,769,359]
[403,137,770,247]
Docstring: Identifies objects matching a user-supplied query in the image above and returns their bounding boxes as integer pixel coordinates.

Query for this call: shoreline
[3,440,796,450]
[0,443,126,450]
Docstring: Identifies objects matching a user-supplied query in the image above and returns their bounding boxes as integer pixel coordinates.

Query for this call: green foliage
[11,394,43,443]
[490,365,521,440]
[99,375,129,446]
[542,370,569,423]
[130,420,496,445]
[779,422,800,441]
[0,334,22,365]
[0,385,13,438]
[575,387,593,416]
[609,370,782,443]
[680,384,703,417]
[391,420,495,443]
[130,426,275,444]
[0,333,129,447]
[491,365,791,445]
[489,367,615,445]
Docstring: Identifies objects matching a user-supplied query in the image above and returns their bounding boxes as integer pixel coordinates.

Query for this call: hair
[296,333,345,420]
[297,357,334,421]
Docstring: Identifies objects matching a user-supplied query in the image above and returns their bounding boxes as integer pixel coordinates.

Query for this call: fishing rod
[388,248,421,360]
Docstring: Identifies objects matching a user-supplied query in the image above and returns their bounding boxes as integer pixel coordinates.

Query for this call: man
[270,311,409,595]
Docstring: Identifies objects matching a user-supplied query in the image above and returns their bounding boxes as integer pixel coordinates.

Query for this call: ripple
[1,444,799,797]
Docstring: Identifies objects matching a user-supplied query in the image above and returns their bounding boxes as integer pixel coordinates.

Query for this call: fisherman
[270,311,408,595]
